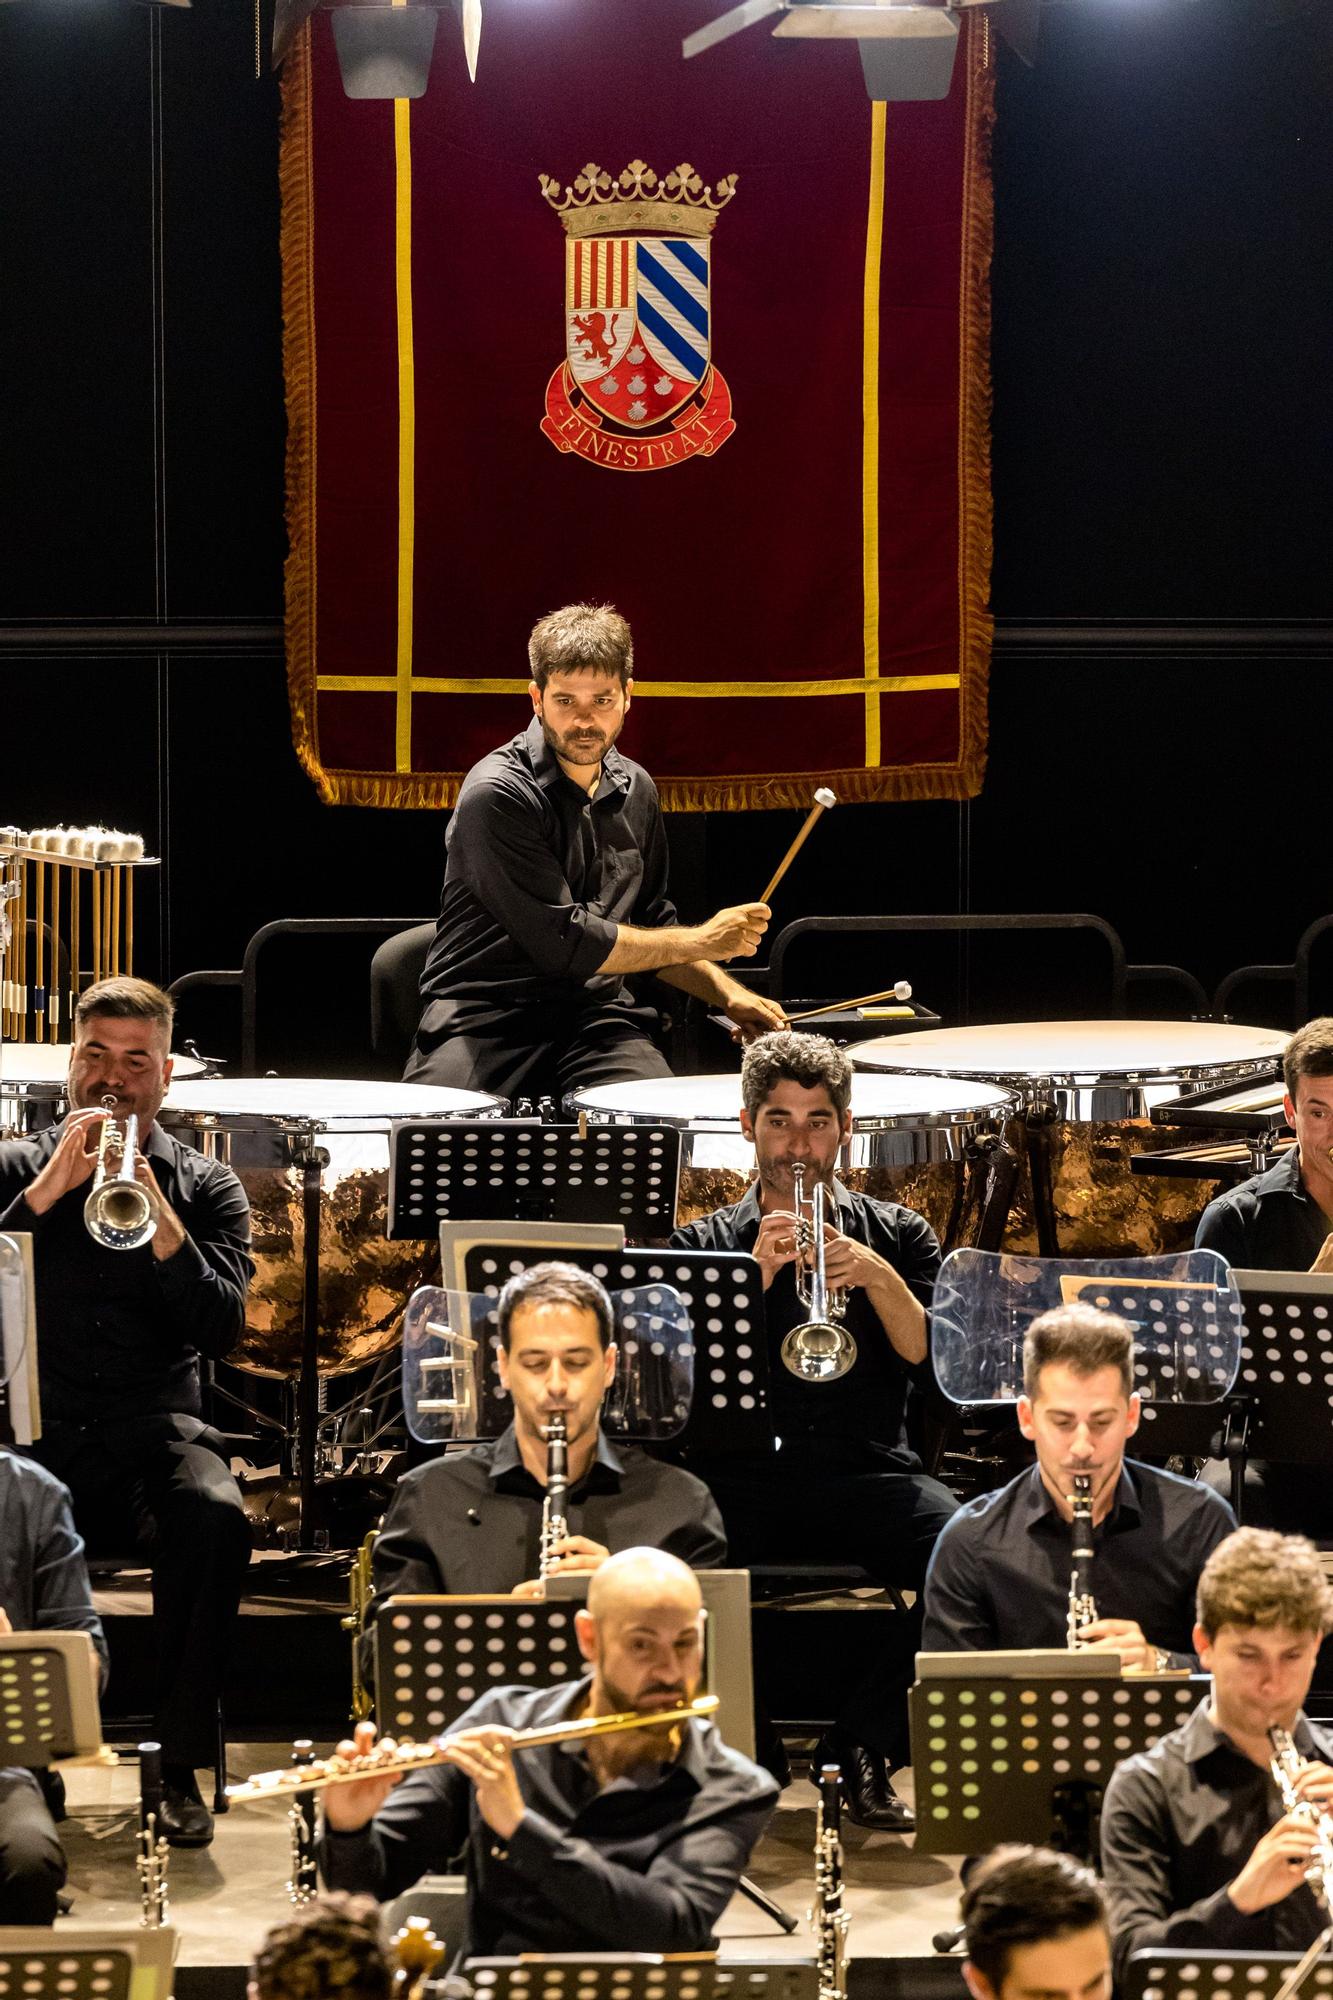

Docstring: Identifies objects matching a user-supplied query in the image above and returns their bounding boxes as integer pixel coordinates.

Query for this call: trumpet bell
[84,1177,156,1251]
[780,1318,858,1383]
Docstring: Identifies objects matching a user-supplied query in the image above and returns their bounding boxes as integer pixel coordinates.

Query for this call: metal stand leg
[212,1697,229,1815]
[737,1873,799,1934]
[1022,1109,1061,1258]
[297,1152,326,1551]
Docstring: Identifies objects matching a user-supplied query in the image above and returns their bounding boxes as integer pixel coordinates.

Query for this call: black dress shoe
[813,1735,915,1833]
[157,1773,214,1848]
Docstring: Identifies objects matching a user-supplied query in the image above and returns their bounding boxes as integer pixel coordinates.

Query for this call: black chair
[370,921,436,1076]
[1215,913,1333,1027]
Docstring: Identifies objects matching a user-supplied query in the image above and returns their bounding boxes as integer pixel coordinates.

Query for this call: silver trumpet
[539,1411,570,1584]
[780,1162,857,1383]
[85,1094,156,1250]
[1066,1472,1098,1647]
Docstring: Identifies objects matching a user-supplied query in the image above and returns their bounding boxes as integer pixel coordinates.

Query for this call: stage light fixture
[272,0,480,98]
[683,0,1038,100]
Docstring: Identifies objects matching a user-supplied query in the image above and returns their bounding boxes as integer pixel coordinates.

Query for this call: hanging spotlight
[684,0,1039,101]
[271,0,480,99]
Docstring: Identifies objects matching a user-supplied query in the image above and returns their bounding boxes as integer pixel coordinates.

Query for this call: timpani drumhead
[568,1070,1015,1129]
[852,1019,1288,1084]
[161,1076,504,1127]
[1,1042,214,1087]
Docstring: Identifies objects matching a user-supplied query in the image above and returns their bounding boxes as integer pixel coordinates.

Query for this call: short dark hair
[252,1894,391,2000]
[1284,1018,1333,1101]
[962,1845,1107,1990]
[497,1261,615,1351]
[740,1031,853,1122]
[1197,1526,1333,1639]
[528,603,633,690]
[1023,1302,1134,1400]
[74,976,174,1043]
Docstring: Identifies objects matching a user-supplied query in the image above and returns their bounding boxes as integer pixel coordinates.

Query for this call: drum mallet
[759,787,837,906]
[786,981,912,1024]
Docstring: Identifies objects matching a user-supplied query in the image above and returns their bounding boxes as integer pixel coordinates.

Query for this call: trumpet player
[320,1549,777,1955]
[1101,1528,1333,1987]
[923,1302,1235,1667]
[0,976,254,1847]
[370,1264,725,1622]
[671,1032,958,1831]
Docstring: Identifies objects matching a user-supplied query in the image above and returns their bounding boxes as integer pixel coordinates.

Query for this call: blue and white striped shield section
[633,237,710,385]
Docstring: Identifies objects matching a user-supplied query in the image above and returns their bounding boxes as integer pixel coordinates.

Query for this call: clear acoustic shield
[930,1248,1244,1407]
[402,1283,695,1445]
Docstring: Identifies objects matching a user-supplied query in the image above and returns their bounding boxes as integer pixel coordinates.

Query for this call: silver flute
[1066,1473,1097,1648]
[538,1411,570,1583]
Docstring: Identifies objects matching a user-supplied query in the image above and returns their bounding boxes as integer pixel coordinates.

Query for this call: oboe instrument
[810,1761,850,2000]
[286,1739,319,1906]
[224,1694,721,1803]
[1066,1472,1097,1648]
[136,1741,170,1929]
[539,1411,570,1582]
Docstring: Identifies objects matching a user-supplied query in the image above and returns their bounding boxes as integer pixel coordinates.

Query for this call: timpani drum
[158,1078,504,1377]
[0,1041,216,1133]
[566,1071,1019,1237]
[852,1020,1289,1256]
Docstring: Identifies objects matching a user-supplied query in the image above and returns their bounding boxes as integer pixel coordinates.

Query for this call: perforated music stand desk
[1125,1948,1333,2000]
[0,1930,175,2000]
[1230,1271,1333,1464]
[376,1575,756,1760]
[462,1958,819,2000]
[0,1629,109,1766]
[910,1650,1205,1855]
[388,1122,682,1240]
[455,1242,771,1458]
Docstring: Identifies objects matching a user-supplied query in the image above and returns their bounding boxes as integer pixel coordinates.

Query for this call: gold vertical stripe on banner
[393,86,417,773]
[862,100,887,767]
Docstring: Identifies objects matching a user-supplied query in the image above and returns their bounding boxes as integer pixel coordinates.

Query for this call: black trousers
[0,1771,65,1924]
[697,1452,959,1764]
[32,1415,252,1768]
[404,1010,672,1108]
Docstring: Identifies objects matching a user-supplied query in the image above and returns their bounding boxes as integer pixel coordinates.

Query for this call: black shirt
[371,1424,728,1603]
[670,1180,939,1463]
[0,1448,107,1688]
[1196,1147,1330,1271]
[921,1460,1237,1659]
[415,717,677,1042]
[318,1676,777,1955]
[1101,1698,1333,1987]
[0,1120,254,1422]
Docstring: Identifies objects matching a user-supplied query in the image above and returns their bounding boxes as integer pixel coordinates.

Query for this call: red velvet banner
[282,0,994,809]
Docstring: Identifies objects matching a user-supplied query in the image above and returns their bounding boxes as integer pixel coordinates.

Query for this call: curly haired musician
[251,1893,392,2000]
[0,976,253,1847]
[1101,1528,1333,1988]
[320,1549,776,1955]
[404,601,785,1103]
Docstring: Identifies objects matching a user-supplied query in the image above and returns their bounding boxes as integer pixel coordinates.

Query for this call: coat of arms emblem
[538,160,737,472]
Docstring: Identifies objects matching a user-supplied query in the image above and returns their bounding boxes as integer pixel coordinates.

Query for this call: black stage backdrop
[1,0,1331,1069]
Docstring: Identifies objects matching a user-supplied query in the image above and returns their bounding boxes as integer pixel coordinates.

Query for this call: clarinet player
[922,1303,1236,1665]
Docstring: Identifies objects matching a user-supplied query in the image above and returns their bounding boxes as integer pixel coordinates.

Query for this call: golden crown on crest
[538,160,738,240]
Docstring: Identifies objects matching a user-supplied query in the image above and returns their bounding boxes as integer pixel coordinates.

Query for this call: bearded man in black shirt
[0,977,253,1847]
[405,602,785,1103]
[670,1030,959,1831]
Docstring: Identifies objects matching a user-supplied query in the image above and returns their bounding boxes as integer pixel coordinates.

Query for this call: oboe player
[1101,1528,1333,1987]
[922,1303,1235,1666]
[318,1550,777,1954]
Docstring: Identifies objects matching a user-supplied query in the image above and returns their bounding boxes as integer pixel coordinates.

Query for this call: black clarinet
[539,1412,570,1583]
[287,1739,319,1905]
[1066,1472,1097,1647]
[136,1741,170,1928]
[811,1762,850,2000]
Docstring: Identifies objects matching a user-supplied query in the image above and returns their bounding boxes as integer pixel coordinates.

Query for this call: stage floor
[59,1749,964,1970]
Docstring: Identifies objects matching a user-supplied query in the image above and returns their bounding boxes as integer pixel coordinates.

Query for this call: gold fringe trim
[280,27,337,805]
[284,19,995,813]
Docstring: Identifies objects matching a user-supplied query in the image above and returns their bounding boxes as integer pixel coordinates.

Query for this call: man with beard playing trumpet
[318,1548,777,1954]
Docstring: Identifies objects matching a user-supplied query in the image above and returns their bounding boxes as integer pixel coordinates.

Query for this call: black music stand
[0,1629,110,1766]
[455,1243,771,1457]
[1228,1271,1333,1469]
[1125,1949,1333,2000]
[910,1652,1204,1859]
[0,1931,174,2000]
[462,1963,819,2000]
[375,1598,585,1739]
[388,1122,683,1240]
